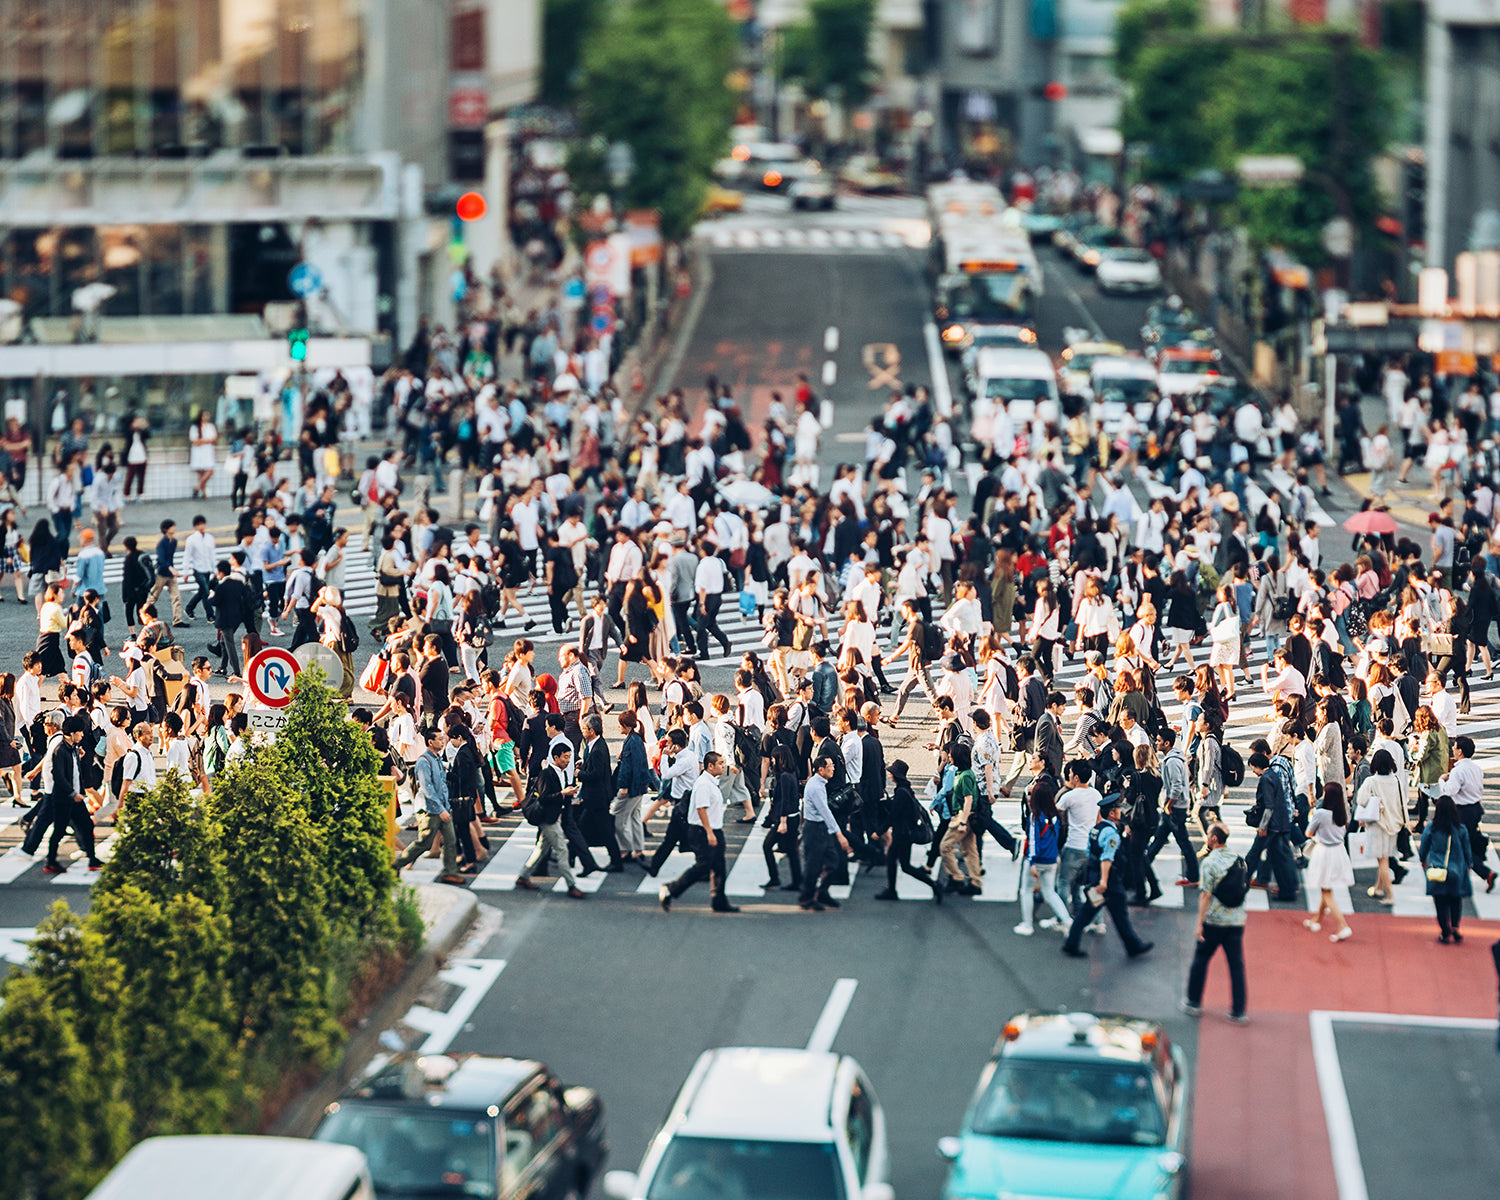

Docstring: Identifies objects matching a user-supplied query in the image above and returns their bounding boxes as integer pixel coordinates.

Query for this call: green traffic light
[288,328,309,362]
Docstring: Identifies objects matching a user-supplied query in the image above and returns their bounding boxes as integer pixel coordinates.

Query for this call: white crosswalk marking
[468,826,543,891]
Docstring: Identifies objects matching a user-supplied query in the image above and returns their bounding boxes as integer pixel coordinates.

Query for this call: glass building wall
[0,0,364,159]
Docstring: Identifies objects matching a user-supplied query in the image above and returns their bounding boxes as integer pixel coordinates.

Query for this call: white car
[1095,247,1163,294]
[604,1047,893,1200]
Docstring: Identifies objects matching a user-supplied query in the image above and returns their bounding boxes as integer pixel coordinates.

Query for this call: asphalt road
[450,892,1201,1200]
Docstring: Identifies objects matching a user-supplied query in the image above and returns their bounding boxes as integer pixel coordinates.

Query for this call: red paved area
[1189,910,1500,1200]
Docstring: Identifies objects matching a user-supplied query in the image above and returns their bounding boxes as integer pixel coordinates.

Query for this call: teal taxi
[938,1012,1189,1200]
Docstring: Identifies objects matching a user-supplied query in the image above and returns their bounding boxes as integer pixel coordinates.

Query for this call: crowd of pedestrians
[3,320,1497,1028]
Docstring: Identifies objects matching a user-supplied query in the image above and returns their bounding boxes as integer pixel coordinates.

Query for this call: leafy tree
[0,973,118,1199]
[574,0,736,240]
[1117,20,1392,262]
[541,0,607,104]
[780,0,878,105]
[96,769,224,909]
[208,753,341,1064]
[276,668,397,942]
[91,885,240,1141]
[1114,0,1199,81]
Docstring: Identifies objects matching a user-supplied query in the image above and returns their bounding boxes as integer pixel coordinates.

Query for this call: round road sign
[246,646,301,709]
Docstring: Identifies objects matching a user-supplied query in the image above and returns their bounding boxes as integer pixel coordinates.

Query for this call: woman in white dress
[1354,749,1408,905]
[1304,783,1355,942]
[188,411,217,497]
[1207,582,1241,700]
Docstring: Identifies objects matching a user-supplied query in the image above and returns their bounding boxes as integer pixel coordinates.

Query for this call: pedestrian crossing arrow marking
[0,927,34,965]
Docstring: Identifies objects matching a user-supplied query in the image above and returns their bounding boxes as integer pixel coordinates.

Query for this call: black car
[314,1053,607,1200]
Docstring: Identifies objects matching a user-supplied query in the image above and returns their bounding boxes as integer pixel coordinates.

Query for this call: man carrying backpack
[1181,821,1249,1023]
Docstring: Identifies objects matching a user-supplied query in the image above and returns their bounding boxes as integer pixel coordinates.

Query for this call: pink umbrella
[1343,509,1398,536]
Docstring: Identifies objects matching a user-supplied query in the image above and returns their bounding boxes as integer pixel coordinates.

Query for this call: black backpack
[338,610,361,654]
[110,747,141,797]
[1212,855,1250,907]
[1220,742,1245,788]
[922,623,946,662]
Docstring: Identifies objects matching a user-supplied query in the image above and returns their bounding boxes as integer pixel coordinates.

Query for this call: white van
[87,1136,374,1200]
[1088,356,1160,433]
[973,346,1059,428]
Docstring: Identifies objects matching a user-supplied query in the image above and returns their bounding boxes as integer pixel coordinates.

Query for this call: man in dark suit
[1034,691,1066,780]
[857,704,886,866]
[210,558,250,677]
[577,714,622,870]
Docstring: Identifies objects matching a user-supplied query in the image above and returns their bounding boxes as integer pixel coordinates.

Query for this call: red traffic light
[1042,81,1067,102]
[456,191,487,222]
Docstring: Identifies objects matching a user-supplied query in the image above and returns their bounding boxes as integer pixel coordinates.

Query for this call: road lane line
[921,322,954,419]
[806,978,858,1053]
[824,326,839,352]
[1042,255,1105,339]
[821,360,837,387]
[411,958,508,1054]
[1309,1011,1370,1200]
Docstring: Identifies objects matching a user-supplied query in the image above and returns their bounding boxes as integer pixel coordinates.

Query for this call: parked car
[1156,346,1224,398]
[605,1047,894,1200]
[1095,247,1163,294]
[1057,340,1126,396]
[840,154,903,194]
[938,1012,1190,1200]
[1070,225,1126,272]
[88,1137,373,1200]
[788,161,837,210]
[313,1053,606,1200]
[701,185,745,217]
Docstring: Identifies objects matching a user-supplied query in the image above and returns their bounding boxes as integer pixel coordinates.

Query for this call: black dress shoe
[873,889,898,900]
[1128,941,1155,958]
[761,878,781,888]
[1061,944,1087,958]
[712,904,741,913]
[799,901,825,912]
[818,895,841,908]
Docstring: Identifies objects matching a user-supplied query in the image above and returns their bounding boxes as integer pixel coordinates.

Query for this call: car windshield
[646,1136,845,1200]
[1097,379,1156,402]
[1065,352,1111,373]
[971,1060,1166,1146]
[1105,249,1153,264]
[316,1106,496,1197]
[944,273,1033,321]
[1162,358,1214,374]
[985,377,1052,401]
[972,330,1026,348]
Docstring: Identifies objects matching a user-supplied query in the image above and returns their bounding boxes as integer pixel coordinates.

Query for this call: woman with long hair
[1354,748,1408,904]
[1028,579,1063,681]
[990,549,1017,643]
[1304,782,1355,941]
[188,409,218,498]
[0,673,21,803]
[34,583,67,679]
[1013,773,1070,933]
[0,509,24,602]
[1407,704,1449,832]
[1073,575,1113,657]
[1420,793,1473,943]
[1207,582,1241,701]
[1164,569,1200,671]
[454,589,487,684]
[1466,563,1496,679]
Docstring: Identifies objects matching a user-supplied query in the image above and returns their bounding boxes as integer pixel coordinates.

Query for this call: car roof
[1063,341,1125,358]
[344,1053,543,1112]
[87,1137,367,1200]
[996,1012,1167,1065]
[1092,356,1157,379]
[676,1047,843,1141]
[976,346,1053,374]
[1160,346,1217,361]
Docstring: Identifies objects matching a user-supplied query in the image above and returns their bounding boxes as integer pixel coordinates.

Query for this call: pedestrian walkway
[5,633,1498,915]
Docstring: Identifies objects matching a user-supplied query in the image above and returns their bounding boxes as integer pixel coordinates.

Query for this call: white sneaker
[1012,923,1035,936]
[1037,918,1060,931]
[1086,921,1107,935]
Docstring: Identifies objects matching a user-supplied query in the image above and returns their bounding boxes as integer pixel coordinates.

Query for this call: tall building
[1425,0,1500,272]
[0,0,537,432]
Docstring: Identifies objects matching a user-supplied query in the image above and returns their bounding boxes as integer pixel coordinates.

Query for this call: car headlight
[942,324,966,343]
[1083,250,1101,265]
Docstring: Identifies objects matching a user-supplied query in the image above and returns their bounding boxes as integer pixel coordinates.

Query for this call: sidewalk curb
[272,884,480,1137]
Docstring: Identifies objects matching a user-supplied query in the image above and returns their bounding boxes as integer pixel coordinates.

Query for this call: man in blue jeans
[1061,795,1154,959]
[1244,745,1301,903]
